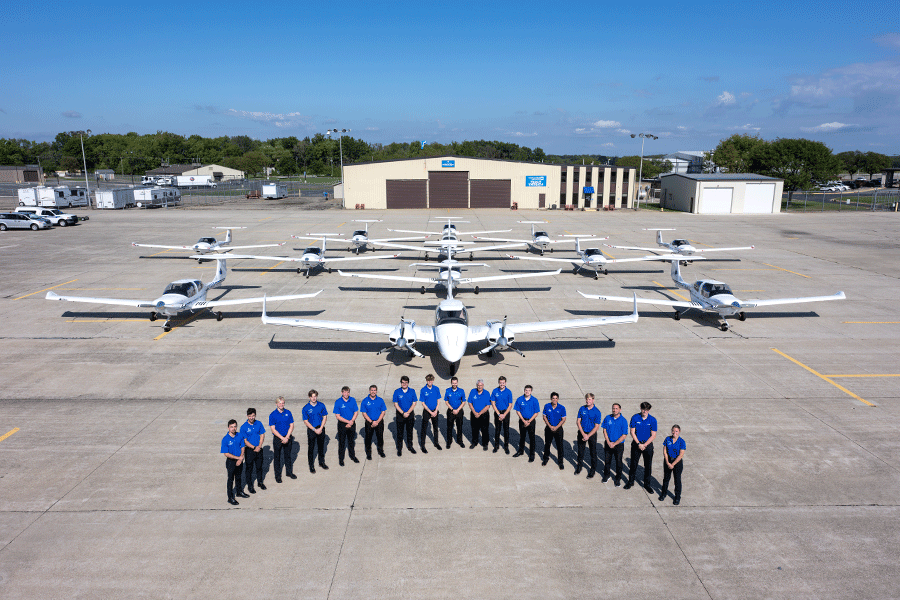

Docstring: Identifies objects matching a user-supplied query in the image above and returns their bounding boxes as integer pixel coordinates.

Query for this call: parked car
[14,206,78,226]
[868,179,883,187]
[0,212,52,231]
[155,177,172,186]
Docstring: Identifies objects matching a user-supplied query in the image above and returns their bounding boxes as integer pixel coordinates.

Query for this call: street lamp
[325,128,350,184]
[630,132,657,209]
[80,129,92,208]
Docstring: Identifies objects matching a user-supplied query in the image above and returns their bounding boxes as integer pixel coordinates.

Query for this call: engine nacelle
[487,322,514,347]
[389,320,417,347]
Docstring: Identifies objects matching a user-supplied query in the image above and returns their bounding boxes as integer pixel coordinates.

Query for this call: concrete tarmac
[0,205,898,599]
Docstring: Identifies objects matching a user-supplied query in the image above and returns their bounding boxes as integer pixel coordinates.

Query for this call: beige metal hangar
[659,173,784,214]
[342,156,636,210]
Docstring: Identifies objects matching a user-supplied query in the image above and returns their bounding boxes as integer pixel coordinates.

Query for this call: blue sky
[3,0,898,155]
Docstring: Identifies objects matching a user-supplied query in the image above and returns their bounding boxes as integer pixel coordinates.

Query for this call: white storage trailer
[133,187,182,208]
[172,175,216,187]
[95,188,136,209]
[262,183,287,199]
[17,186,89,208]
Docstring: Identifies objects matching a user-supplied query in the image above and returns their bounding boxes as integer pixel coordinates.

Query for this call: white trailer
[262,183,287,199]
[17,186,88,208]
[95,188,136,209]
[133,187,182,208]
[172,175,217,188]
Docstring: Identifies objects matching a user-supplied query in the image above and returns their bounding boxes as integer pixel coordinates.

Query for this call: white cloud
[616,128,631,135]
[62,110,82,119]
[226,109,311,128]
[677,125,687,131]
[789,60,900,101]
[729,123,761,131]
[800,122,856,132]
[591,120,621,128]
[716,91,736,106]
[601,142,615,148]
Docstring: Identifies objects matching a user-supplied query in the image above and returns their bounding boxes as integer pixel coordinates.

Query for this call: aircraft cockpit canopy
[672,239,689,247]
[583,248,603,257]
[164,282,198,297]
[436,305,468,325]
[535,231,549,238]
[197,237,217,245]
[352,230,367,237]
[305,247,322,256]
[701,282,732,297]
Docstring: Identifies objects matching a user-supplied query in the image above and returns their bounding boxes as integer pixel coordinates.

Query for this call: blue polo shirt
[468,388,491,413]
[393,386,418,412]
[269,408,294,437]
[491,387,513,411]
[221,432,245,457]
[664,436,686,460]
[602,414,629,443]
[240,420,265,447]
[302,402,328,428]
[630,413,658,443]
[577,406,602,434]
[543,402,567,427]
[444,386,466,410]
[361,395,387,421]
[420,384,442,412]
[333,396,359,423]
[515,395,540,421]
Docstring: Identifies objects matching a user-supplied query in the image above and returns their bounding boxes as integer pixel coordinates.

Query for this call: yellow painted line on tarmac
[771,348,874,407]
[711,268,778,271]
[260,261,286,274]
[0,428,19,443]
[843,321,900,324]
[257,217,273,222]
[651,281,690,302]
[822,374,900,378]
[62,288,145,291]
[688,239,712,247]
[14,279,78,300]
[67,319,148,323]
[147,249,177,257]
[761,263,810,279]
[153,310,207,340]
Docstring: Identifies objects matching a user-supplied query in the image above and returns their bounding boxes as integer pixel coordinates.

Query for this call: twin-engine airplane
[296,220,429,254]
[473,222,603,255]
[132,227,284,257]
[262,272,638,375]
[579,260,845,331]
[507,236,685,279]
[605,229,754,260]
[385,218,524,260]
[219,236,401,277]
[46,257,321,332]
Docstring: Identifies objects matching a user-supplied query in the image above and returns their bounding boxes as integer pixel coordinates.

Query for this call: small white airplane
[605,229,754,261]
[293,220,430,254]
[261,273,638,375]
[46,257,321,332]
[386,217,523,260]
[507,236,685,279]
[579,259,846,331]
[473,222,605,255]
[132,227,284,257]
[218,236,402,277]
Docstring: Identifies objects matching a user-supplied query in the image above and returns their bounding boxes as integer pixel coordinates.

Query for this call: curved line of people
[220,374,686,507]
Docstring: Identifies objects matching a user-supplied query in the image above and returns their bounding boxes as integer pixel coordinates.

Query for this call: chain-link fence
[781,189,900,212]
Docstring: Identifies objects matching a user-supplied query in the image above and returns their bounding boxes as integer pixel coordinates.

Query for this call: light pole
[80,129,92,208]
[630,132,657,209]
[325,128,350,184]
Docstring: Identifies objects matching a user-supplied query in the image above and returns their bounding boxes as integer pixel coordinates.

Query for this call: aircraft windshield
[352,230,367,237]
[306,247,322,256]
[535,231,548,238]
[703,283,732,297]
[583,248,603,257]
[163,282,195,297]
[436,306,468,325]
[672,239,689,247]
[198,237,217,244]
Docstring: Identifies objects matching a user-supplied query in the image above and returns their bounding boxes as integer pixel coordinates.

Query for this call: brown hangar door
[428,171,469,209]
[386,180,427,208]
[470,179,511,208]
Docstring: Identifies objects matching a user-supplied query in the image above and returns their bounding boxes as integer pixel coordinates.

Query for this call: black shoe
[420,446,428,454]
[287,473,297,480]
[397,449,402,457]
[505,447,510,455]
[574,467,582,475]
[378,450,386,458]
[258,483,266,490]
[513,451,524,457]
[624,482,633,489]
[247,487,256,494]
[645,484,654,494]
[275,477,282,484]
[558,462,564,470]
[351,456,360,463]
[319,463,329,470]
[482,445,488,451]
[528,455,535,462]
[674,498,680,505]
[601,476,609,483]
[408,447,417,454]
[435,444,442,451]
[456,438,463,447]
[237,491,250,499]
[228,498,239,506]
[587,472,595,479]
[658,494,666,501]
[309,466,316,474]
[339,460,345,467]
[366,454,372,460]
[470,443,477,449]
[614,480,621,487]
[541,459,548,466]
[493,446,499,453]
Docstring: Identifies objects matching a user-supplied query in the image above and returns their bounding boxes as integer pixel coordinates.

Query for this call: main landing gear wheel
[550,247,554,253]
[720,323,729,331]
[573,267,579,275]
[738,312,746,321]
[449,361,460,377]
[474,286,480,294]
[150,312,158,322]
[163,324,172,332]
[594,274,599,280]
[420,286,426,294]
[297,268,302,274]
[673,312,681,321]
[216,311,224,321]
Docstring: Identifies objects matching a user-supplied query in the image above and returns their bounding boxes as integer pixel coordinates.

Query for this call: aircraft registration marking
[771,348,875,407]
[651,281,690,302]
[14,279,78,300]
[0,428,19,443]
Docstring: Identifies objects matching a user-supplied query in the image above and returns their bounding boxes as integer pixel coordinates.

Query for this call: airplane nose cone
[437,323,468,363]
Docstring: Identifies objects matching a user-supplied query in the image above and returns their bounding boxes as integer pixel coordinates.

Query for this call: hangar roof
[660,172,780,181]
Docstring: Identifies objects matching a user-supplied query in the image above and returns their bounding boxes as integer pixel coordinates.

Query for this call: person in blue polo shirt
[444,377,466,448]
[491,375,513,454]
[658,424,686,505]
[625,402,657,492]
[418,374,442,452]
[302,389,329,474]
[221,419,247,505]
[393,376,418,456]
[513,385,540,462]
[575,393,602,478]
[268,396,296,483]
[541,392,567,469]
[468,379,491,451]
[602,402,629,486]
[240,408,266,493]
[334,386,359,466]
[361,385,387,459]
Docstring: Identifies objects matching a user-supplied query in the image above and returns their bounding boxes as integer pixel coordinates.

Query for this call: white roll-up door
[701,187,733,213]
[744,183,776,213]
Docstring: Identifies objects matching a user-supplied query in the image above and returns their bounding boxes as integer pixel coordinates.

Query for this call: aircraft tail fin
[670,259,689,289]
[210,257,227,288]
[657,230,663,246]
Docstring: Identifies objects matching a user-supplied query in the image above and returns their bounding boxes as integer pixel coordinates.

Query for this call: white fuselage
[153,280,206,316]
[662,239,697,255]
[433,300,469,363]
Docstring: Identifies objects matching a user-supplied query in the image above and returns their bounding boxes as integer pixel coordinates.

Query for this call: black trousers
[272,435,294,478]
[419,410,440,447]
[337,422,357,461]
[576,432,598,473]
[518,419,536,457]
[244,446,263,487]
[225,457,243,499]
[493,412,510,449]
[307,429,326,466]
[661,460,683,500]
[395,412,415,450]
[471,412,489,447]
[364,420,384,454]
[542,425,565,464]
[446,408,464,446]
[628,441,654,487]
[603,442,624,482]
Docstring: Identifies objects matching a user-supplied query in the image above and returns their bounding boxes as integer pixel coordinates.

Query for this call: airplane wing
[502,295,639,335]
[388,228,440,235]
[604,244,669,253]
[370,236,430,242]
[467,242,528,252]
[262,303,436,342]
[197,290,322,308]
[372,241,438,252]
[292,236,347,241]
[466,236,530,243]
[578,291,698,309]
[218,243,285,251]
[208,253,400,264]
[338,271,441,284]
[461,229,512,235]
[336,269,561,285]
[322,253,402,265]
[691,245,755,253]
[739,291,845,309]
[506,254,580,264]
[46,291,157,308]
[132,242,195,250]
[460,269,561,284]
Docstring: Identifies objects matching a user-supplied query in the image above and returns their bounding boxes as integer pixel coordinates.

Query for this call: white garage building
[659,173,783,214]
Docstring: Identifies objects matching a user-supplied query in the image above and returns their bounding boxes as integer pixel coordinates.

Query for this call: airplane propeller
[378,316,424,358]
[479,315,524,357]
